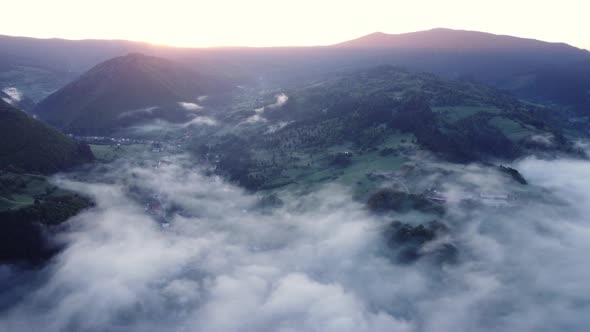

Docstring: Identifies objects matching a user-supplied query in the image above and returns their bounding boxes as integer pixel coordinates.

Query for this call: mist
[118,106,159,119]
[1,153,590,332]
[178,102,204,111]
[2,87,22,103]
[244,93,289,124]
[267,93,288,109]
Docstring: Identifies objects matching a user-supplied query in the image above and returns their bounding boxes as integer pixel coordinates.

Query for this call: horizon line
[0,27,588,51]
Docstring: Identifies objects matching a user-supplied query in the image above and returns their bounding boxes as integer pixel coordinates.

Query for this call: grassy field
[0,197,15,210]
[488,116,535,141]
[0,143,152,215]
[0,144,153,211]
[257,131,417,197]
[90,144,149,162]
[0,171,66,211]
[433,106,501,123]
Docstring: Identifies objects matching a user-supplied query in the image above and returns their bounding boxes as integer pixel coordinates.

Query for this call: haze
[3,3,590,331]
[1,0,589,49]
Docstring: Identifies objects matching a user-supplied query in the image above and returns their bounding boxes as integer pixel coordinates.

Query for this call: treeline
[0,194,93,263]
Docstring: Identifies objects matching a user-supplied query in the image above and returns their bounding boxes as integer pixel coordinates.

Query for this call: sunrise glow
[1,0,588,49]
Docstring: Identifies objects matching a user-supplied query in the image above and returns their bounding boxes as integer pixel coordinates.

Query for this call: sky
[0,0,588,49]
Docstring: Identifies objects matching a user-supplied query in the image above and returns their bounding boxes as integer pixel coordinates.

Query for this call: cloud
[265,121,291,134]
[183,116,218,127]
[2,87,22,102]
[117,106,159,118]
[528,133,554,146]
[2,153,590,331]
[178,102,204,111]
[128,116,218,134]
[268,93,288,109]
[245,114,268,124]
[244,94,289,124]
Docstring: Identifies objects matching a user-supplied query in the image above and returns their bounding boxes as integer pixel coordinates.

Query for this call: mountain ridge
[33,53,230,134]
[3,28,590,114]
[1,28,588,51]
[334,28,588,52]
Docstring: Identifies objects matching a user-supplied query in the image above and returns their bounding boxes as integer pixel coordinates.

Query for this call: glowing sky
[1,0,588,49]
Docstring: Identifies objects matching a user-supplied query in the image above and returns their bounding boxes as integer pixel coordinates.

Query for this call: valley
[1,25,590,332]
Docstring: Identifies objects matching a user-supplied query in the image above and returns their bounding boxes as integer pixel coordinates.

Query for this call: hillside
[195,66,579,190]
[33,53,231,134]
[329,29,590,113]
[0,34,151,101]
[0,98,95,263]
[0,98,94,174]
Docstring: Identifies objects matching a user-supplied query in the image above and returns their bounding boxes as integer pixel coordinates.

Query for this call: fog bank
[1,155,590,331]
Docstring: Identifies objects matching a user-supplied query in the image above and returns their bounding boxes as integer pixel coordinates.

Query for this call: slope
[197,66,580,190]
[0,98,94,174]
[33,53,230,134]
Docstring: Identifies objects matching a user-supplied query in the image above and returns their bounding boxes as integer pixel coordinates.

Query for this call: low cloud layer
[118,106,159,119]
[265,121,291,134]
[1,154,590,331]
[245,113,268,124]
[2,87,22,102]
[178,102,204,111]
[244,94,289,124]
[183,116,218,126]
[128,115,218,134]
[267,93,288,109]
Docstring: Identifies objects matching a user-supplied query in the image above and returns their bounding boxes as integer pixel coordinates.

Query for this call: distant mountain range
[33,53,231,134]
[331,29,590,111]
[336,28,587,52]
[1,28,589,113]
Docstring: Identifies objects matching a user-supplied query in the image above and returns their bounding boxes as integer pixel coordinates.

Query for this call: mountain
[329,29,590,112]
[336,28,586,53]
[0,98,94,174]
[194,66,580,190]
[3,29,590,114]
[0,98,95,264]
[33,53,231,134]
[0,34,152,101]
[0,35,242,102]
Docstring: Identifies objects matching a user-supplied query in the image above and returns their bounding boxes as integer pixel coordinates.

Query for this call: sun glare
[0,0,588,49]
